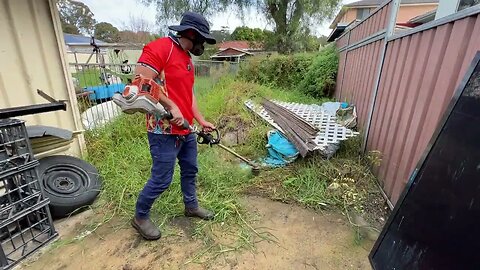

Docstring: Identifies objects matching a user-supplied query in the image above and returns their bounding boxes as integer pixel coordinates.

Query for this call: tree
[263,0,340,53]
[62,23,80,35]
[211,27,231,43]
[231,27,265,42]
[118,14,157,44]
[95,22,120,43]
[142,0,340,54]
[57,0,96,35]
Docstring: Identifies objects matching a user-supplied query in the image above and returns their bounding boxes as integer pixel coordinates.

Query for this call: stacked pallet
[0,119,57,270]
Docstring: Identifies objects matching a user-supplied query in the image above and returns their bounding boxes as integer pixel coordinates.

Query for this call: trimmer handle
[197,129,220,146]
[165,111,191,130]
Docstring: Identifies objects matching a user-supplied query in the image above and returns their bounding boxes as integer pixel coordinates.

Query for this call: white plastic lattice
[244,100,359,150]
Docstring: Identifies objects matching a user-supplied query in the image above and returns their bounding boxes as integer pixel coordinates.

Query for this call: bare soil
[20,196,373,270]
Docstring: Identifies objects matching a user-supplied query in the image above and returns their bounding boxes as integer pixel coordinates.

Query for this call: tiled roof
[63,33,107,45]
[218,41,262,50]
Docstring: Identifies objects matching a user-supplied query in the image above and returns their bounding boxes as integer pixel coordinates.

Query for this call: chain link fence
[71,60,240,131]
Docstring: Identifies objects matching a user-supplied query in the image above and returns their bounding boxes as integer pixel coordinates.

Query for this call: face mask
[190,42,204,56]
[185,36,205,56]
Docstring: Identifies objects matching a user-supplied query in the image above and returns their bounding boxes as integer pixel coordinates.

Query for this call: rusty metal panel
[366,14,480,204]
[0,0,85,157]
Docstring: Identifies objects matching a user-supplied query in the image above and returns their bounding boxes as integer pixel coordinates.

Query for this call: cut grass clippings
[83,76,386,263]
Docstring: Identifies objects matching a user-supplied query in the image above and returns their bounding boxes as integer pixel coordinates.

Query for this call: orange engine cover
[122,75,167,102]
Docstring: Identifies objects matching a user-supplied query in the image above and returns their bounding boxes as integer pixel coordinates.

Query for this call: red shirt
[137,35,194,135]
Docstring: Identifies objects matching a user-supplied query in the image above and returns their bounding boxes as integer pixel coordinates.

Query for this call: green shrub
[238,45,339,98]
[238,53,315,89]
[298,45,339,98]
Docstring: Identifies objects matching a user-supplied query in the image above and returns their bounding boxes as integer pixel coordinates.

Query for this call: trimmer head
[251,166,261,176]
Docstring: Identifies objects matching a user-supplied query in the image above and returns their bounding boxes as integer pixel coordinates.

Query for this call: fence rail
[335,0,480,205]
[70,60,239,131]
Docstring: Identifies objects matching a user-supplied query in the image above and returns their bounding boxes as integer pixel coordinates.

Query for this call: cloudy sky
[79,0,358,37]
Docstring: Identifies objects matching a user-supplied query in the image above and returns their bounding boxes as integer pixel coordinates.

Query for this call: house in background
[211,41,264,62]
[64,33,109,66]
[64,33,142,68]
[328,0,439,41]
[408,0,480,26]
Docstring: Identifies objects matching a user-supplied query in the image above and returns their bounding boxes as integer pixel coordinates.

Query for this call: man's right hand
[169,106,185,127]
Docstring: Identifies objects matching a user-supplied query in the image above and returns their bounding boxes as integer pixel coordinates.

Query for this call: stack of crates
[0,119,57,269]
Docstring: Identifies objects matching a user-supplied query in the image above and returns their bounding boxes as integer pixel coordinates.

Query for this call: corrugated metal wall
[349,2,392,44]
[340,40,385,129]
[335,1,480,205]
[368,13,480,203]
[0,0,85,157]
[336,1,391,130]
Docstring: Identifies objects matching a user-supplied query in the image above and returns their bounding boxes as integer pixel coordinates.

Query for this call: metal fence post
[362,0,401,152]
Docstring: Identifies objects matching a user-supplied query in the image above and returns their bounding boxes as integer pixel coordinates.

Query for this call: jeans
[135,132,198,219]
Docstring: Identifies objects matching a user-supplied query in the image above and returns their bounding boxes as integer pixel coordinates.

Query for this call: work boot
[131,217,161,240]
[185,207,215,220]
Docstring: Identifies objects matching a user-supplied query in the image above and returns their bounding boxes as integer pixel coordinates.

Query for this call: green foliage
[199,45,218,60]
[94,22,120,43]
[57,0,96,35]
[238,45,339,98]
[298,45,339,98]
[238,53,314,89]
[231,27,266,42]
[143,0,341,54]
[62,23,80,35]
[210,28,232,43]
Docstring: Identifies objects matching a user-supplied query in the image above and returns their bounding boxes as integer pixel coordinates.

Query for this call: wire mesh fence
[71,60,240,131]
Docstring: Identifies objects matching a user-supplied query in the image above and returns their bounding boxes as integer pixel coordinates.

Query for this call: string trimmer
[112,75,259,175]
[196,129,260,176]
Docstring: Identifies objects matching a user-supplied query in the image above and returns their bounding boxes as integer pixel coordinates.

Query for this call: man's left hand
[201,121,216,133]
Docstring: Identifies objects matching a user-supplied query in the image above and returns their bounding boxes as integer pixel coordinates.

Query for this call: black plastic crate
[0,162,45,226]
[0,119,33,177]
[0,202,57,269]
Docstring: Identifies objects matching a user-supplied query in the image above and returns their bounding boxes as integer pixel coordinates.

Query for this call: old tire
[37,155,102,219]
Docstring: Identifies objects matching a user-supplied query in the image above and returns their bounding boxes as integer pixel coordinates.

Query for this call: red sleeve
[137,41,165,74]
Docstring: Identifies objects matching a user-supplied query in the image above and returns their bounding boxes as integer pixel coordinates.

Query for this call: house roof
[211,48,253,59]
[63,33,108,45]
[408,8,437,24]
[218,41,262,50]
[330,0,439,28]
[345,0,438,7]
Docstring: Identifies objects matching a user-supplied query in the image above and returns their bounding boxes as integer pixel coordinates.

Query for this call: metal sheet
[370,52,480,270]
[336,8,480,204]
[0,0,84,157]
[349,2,391,44]
[339,40,384,132]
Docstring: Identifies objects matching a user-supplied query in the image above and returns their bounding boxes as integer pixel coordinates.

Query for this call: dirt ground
[20,196,373,270]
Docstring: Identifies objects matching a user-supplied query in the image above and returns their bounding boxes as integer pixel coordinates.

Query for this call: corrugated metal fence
[335,0,480,205]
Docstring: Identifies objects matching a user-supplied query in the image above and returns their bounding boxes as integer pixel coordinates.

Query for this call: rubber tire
[37,155,102,219]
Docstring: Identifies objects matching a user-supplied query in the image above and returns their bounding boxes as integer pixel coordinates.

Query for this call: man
[131,12,216,240]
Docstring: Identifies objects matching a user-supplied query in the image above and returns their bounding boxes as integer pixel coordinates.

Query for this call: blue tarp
[262,130,299,167]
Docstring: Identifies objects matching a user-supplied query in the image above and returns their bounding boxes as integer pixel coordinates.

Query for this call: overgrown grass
[238,45,339,98]
[83,76,384,262]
